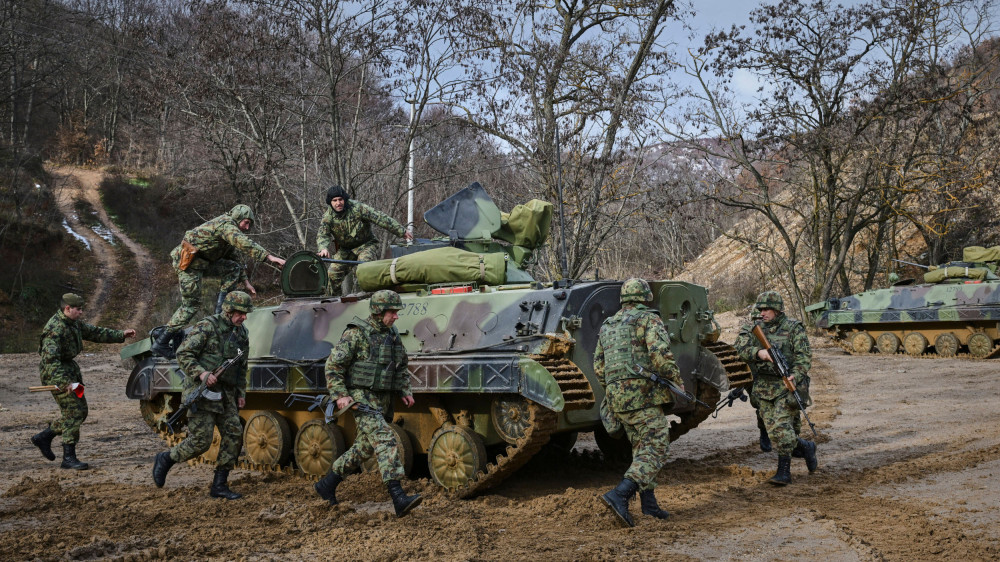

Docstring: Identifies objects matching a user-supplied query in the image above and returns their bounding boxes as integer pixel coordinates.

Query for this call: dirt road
[2,340,999,560]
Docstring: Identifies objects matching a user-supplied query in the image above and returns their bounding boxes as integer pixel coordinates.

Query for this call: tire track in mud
[47,166,152,328]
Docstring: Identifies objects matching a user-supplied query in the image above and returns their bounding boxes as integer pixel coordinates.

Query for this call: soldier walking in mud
[316,185,411,296]
[31,293,137,470]
[735,291,818,485]
[151,204,285,357]
[313,290,422,517]
[595,278,681,528]
[151,291,253,499]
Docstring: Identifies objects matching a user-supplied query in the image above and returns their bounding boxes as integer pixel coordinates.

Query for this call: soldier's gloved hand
[727,388,747,403]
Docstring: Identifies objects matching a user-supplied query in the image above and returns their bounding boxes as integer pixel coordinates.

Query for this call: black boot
[150,329,177,358]
[793,438,818,473]
[386,480,422,517]
[314,470,343,505]
[152,451,176,488]
[601,478,638,528]
[214,291,229,314]
[769,455,791,486]
[758,419,772,452]
[60,443,89,470]
[639,489,670,520]
[209,468,243,500]
[31,427,57,461]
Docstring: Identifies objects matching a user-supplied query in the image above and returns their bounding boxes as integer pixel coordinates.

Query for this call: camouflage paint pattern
[316,201,405,253]
[170,396,243,470]
[330,388,405,482]
[325,242,380,296]
[39,309,125,444]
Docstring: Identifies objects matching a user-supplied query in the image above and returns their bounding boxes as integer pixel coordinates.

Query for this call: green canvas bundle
[962,246,1000,262]
[924,266,991,283]
[357,246,507,291]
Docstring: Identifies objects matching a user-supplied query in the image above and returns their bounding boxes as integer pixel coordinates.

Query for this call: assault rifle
[165,348,245,434]
[750,324,818,437]
[712,386,748,418]
[284,394,381,423]
[892,258,929,270]
[634,365,711,409]
[319,258,364,265]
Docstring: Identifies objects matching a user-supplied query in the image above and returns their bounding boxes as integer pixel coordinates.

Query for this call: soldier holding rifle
[151,291,253,499]
[735,291,818,485]
[31,293,136,470]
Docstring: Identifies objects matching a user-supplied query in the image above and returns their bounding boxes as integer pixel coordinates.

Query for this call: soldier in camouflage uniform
[595,279,683,528]
[313,289,422,517]
[31,293,136,470]
[151,291,253,500]
[735,291,818,485]
[152,205,284,357]
[316,185,412,296]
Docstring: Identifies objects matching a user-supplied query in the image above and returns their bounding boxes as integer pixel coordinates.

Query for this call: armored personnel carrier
[807,246,1000,358]
[122,184,751,496]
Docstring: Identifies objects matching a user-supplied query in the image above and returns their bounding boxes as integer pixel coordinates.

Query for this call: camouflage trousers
[757,392,803,456]
[619,405,671,490]
[41,366,87,444]
[326,242,379,297]
[331,389,404,483]
[170,396,243,470]
[167,247,244,330]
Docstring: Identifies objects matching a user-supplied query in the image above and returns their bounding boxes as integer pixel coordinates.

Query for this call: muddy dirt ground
[2,337,1000,561]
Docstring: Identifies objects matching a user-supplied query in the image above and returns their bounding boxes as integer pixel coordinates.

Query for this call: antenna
[554,122,569,280]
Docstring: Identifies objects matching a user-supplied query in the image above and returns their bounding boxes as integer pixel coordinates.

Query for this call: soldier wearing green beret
[31,293,136,470]
[316,185,412,296]
[152,204,285,357]
[151,291,253,499]
[313,289,422,517]
[595,278,682,528]
[735,291,818,485]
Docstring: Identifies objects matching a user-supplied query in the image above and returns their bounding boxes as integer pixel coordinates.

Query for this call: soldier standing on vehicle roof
[151,291,252,500]
[313,289,422,517]
[595,278,682,528]
[31,293,137,470]
[316,185,412,297]
[734,291,818,485]
[151,204,285,357]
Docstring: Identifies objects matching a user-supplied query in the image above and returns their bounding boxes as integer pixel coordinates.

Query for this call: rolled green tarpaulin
[923,266,991,284]
[357,246,507,291]
[962,246,1000,262]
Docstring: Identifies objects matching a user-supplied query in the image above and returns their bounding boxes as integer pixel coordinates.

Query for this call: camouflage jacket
[317,201,405,252]
[325,315,411,402]
[594,304,681,413]
[38,309,125,386]
[176,313,249,407]
[734,313,812,401]
[178,214,269,274]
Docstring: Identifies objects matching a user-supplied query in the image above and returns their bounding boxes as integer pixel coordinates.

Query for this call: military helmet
[370,290,403,315]
[754,290,784,312]
[620,278,653,305]
[222,290,254,314]
[229,204,256,224]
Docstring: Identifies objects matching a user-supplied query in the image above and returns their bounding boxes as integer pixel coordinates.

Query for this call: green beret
[62,293,85,308]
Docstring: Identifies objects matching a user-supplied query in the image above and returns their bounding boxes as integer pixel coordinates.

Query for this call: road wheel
[876,333,900,355]
[935,333,960,357]
[967,332,994,359]
[428,425,487,489]
[850,332,874,354]
[294,419,346,477]
[903,332,928,356]
[244,411,293,466]
[362,423,415,477]
[492,396,532,444]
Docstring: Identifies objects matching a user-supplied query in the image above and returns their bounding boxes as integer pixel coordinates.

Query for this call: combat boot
[793,438,818,473]
[601,478,638,528]
[386,480,422,517]
[639,489,670,520]
[152,451,176,487]
[314,470,343,505]
[758,420,772,452]
[769,455,791,486]
[214,291,229,314]
[150,329,177,358]
[31,427,57,461]
[60,443,89,470]
[209,468,243,500]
